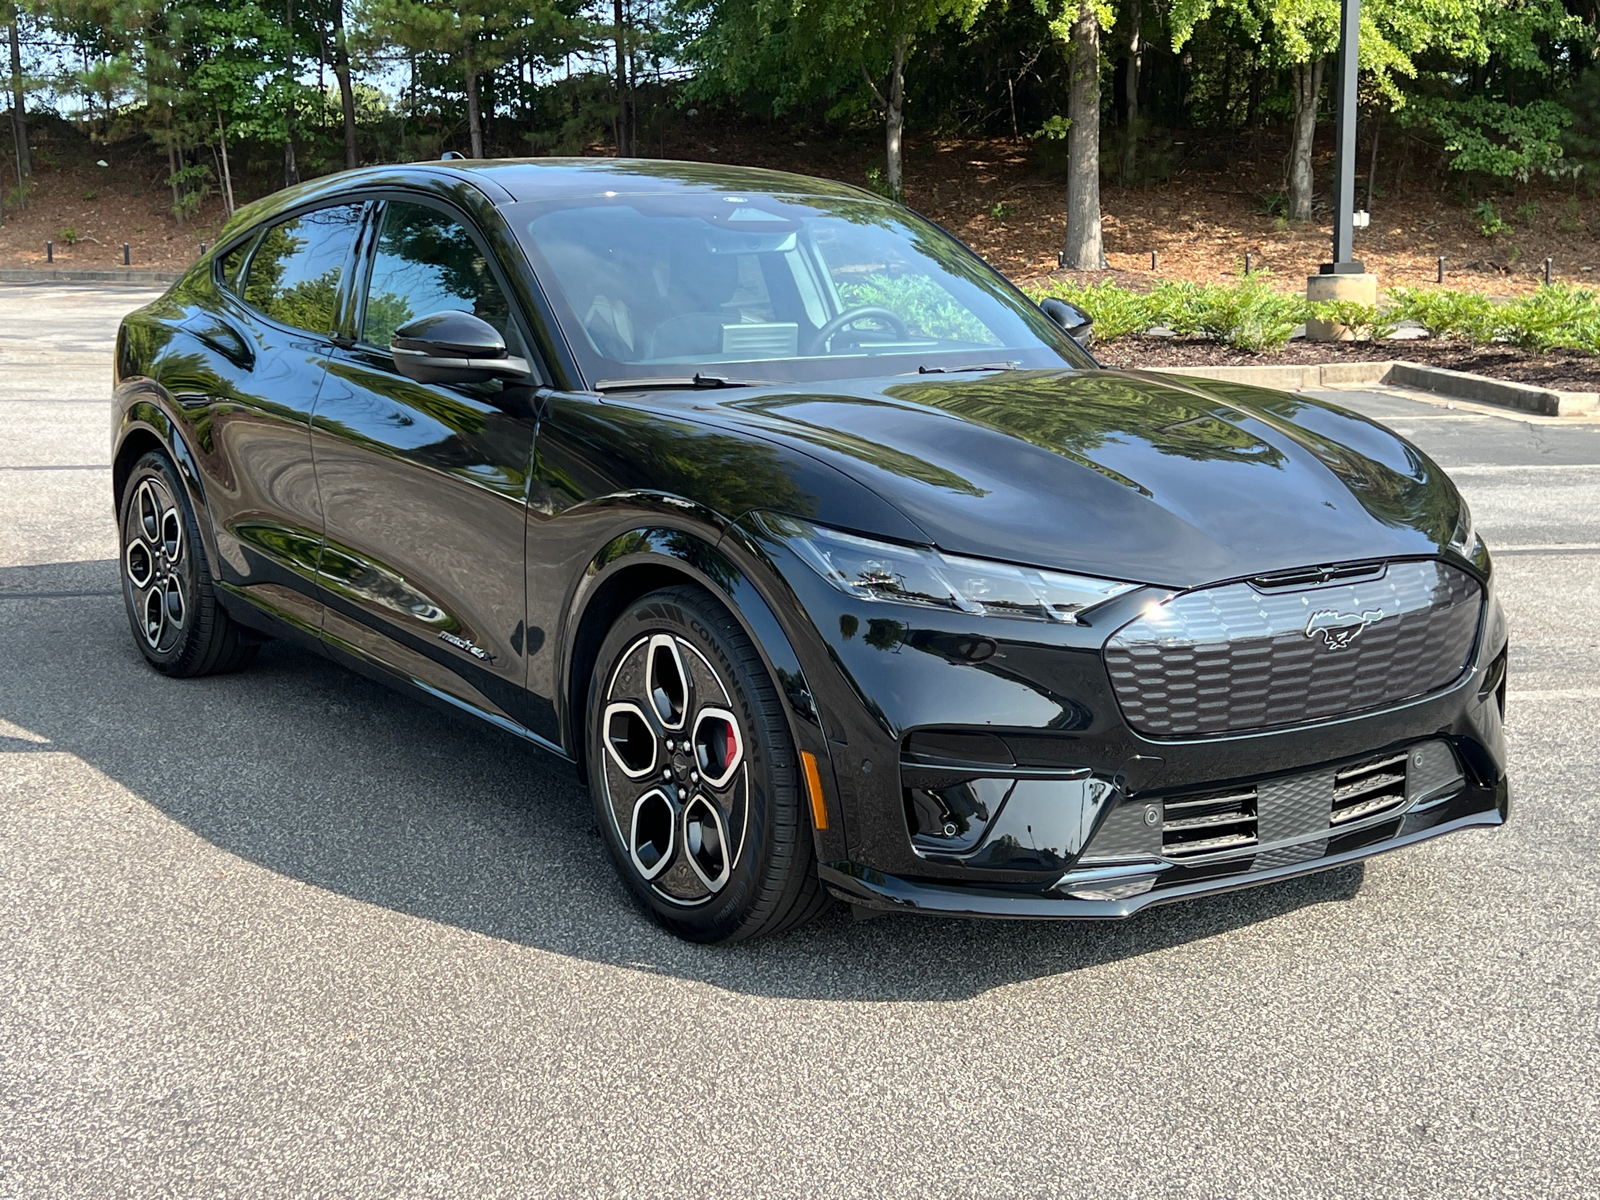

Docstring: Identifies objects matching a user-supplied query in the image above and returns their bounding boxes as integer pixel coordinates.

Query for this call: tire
[118,450,261,677]
[587,584,832,943]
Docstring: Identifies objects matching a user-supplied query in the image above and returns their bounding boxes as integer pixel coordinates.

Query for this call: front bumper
[822,774,1507,918]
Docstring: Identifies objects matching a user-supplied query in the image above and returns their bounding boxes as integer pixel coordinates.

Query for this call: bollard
[200,242,207,255]
[46,240,53,264]
[123,243,130,266]
[1151,250,1158,271]
[1545,257,1553,286]
[1437,256,1444,284]
[1245,252,1252,276]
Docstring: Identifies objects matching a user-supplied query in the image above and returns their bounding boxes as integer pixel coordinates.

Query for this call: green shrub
[58,227,79,246]
[1193,277,1308,352]
[1496,284,1600,352]
[1474,199,1509,237]
[1143,279,1205,336]
[1308,301,1397,341]
[1385,287,1501,342]
[842,273,997,343]
[1027,278,1152,341]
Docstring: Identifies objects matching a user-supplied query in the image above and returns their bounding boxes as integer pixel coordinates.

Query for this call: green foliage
[1144,280,1206,336]
[989,200,1013,220]
[1385,287,1500,341]
[1028,277,1153,341]
[1308,301,1396,341]
[57,226,79,245]
[839,273,996,343]
[1496,285,1600,352]
[1191,276,1308,352]
[1560,196,1586,232]
[1473,199,1508,238]
[1514,201,1539,224]
[863,166,904,204]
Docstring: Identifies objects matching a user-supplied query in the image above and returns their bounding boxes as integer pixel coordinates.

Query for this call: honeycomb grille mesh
[1104,560,1482,737]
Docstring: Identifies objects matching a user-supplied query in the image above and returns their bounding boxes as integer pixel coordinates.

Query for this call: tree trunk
[613,0,632,155]
[1288,57,1324,222]
[1062,1,1103,270]
[283,0,299,186]
[465,70,483,158]
[165,109,180,219]
[216,108,235,215]
[331,0,358,169]
[1120,0,1141,181]
[8,18,30,179]
[885,33,907,196]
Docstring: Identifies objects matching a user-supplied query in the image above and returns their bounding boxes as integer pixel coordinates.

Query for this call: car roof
[444,157,883,205]
[215,157,886,245]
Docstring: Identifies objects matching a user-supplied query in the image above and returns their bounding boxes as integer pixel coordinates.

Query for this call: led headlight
[754,512,1136,623]
[1447,498,1484,563]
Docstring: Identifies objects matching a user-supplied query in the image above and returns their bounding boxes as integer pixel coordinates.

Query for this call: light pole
[1307,0,1377,340]
[1326,0,1362,273]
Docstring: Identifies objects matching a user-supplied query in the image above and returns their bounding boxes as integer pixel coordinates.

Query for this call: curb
[1156,359,1599,417]
[0,268,179,286]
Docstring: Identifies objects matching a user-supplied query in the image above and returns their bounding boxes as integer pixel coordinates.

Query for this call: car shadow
[1,559,1367,1003]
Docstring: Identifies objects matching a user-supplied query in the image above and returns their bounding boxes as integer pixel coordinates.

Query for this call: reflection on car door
[311,198,539,729]
[196,202,365,635]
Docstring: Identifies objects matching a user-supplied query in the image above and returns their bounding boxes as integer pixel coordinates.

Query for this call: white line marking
[1508,690,1600,701]
[1445,464,1600,474]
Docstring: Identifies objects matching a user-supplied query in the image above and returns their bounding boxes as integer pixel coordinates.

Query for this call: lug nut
[690,771,699,783]
[665,739,674,751]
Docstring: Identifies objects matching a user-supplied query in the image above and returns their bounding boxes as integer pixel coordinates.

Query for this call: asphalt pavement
[2,282,1597,1199]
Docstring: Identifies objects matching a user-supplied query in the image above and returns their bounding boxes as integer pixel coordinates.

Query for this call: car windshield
[503,192,1092,386]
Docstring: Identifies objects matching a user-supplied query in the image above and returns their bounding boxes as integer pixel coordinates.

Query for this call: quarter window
[240,203,365,334]
[361,201,513,350]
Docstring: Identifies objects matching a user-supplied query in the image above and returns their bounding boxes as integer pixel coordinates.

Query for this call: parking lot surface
[2,283,1597,1199]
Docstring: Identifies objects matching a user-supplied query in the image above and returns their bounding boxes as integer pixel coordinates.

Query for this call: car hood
[656,368,1466,589]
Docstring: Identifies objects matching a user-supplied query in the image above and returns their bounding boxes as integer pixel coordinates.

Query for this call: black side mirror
[1039,297,1095,347]
[391,311,533,385]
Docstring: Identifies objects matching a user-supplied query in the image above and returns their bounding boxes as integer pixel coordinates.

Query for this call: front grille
[1161,787,1258,858]
[1104,559,1482,737]
[1331,752,1409,825]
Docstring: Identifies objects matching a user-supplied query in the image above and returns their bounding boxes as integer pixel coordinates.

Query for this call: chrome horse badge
[1305,608,1384,650]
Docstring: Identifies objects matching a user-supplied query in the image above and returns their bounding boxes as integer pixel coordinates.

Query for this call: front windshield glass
[503,192,1092,386]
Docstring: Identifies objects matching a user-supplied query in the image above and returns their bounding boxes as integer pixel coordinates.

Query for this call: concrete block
[1305,273,1379,342]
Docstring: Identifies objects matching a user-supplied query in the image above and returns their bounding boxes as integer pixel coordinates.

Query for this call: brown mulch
[1095,335,1600,393]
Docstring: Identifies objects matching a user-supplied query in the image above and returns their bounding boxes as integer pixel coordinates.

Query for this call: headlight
[753,512,1137,623]
[1448,498,1482,561]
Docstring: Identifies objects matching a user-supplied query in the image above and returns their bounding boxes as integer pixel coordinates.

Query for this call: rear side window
[218,238,254,293]
[361,201,513,349]
[241,203,365,335]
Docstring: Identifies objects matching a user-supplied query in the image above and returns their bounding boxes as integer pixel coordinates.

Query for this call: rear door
[310,197,540,726]
[196,202,366,634]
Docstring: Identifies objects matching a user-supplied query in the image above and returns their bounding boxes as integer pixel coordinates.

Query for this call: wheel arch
[112,395,218,568]
[561,526,820,791]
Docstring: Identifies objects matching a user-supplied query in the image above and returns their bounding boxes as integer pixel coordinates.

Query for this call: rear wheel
[587,584,831,943]
[119,450,260,677]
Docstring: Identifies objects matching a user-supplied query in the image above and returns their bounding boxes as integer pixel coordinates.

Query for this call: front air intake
[1161,787,1258,858]
[1331,752,1409,825]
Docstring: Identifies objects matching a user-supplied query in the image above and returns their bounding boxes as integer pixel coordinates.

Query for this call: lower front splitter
[820,804,1506,920]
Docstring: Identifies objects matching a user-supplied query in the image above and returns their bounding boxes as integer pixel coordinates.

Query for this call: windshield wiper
[915,361,1020,374]
[592,373,764,393]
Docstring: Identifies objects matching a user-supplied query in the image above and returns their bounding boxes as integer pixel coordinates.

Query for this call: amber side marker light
[801,750,828,830]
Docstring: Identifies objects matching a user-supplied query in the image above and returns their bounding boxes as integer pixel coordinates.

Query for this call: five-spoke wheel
[118,450,261,677]
[587,584,831,942]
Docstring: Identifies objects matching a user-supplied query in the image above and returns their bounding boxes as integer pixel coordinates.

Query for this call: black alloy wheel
[119,451,260,677]
[587,585,831,942]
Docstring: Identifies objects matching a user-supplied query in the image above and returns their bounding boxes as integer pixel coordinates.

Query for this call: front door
[310,198,538,727]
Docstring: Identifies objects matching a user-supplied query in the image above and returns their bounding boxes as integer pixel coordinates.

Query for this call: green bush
[1192,277,1308,352]
[1028,278,1152,341]
[1308,301,1397,342]
[1474,199,1509,238]
[1496,284,1600,352]
[1144,280,1206,336]
[1385,287,1501,342]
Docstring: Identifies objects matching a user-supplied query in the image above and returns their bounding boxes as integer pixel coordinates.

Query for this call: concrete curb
[1156,359,1599,417]
[0,268,179,286]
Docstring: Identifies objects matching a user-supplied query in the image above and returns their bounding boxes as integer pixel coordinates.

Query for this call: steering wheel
[808,306,909,354]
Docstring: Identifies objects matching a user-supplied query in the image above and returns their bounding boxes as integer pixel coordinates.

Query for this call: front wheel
[587,585,831,943]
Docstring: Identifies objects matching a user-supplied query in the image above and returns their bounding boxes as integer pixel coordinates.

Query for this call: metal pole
[1328,0,1362,272]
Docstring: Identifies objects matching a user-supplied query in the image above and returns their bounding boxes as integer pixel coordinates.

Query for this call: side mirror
[1039,297,1094,347]
[391,310,533,385]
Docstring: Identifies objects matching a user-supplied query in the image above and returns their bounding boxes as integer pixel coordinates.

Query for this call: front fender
[112,382,219,570]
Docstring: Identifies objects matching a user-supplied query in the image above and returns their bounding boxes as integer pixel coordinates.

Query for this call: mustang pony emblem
[1304,608,1384,650]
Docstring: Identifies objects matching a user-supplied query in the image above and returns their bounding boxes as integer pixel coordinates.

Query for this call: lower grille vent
[1162,788,1258,858]
[1331,752,1409,825]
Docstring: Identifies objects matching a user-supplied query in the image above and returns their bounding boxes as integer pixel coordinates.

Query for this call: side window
[218,237,255,294]
[361,201,514,350]
[240,203,364,335]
